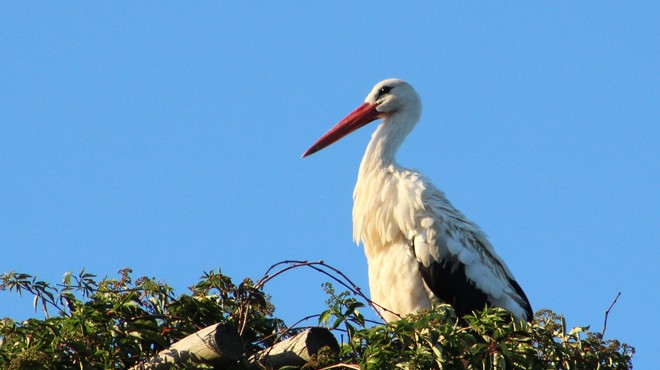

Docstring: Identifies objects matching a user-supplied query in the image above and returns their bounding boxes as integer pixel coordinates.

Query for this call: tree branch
[253,260,399,323]
[601,291,621,338]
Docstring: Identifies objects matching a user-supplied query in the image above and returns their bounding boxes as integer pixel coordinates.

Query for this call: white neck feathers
[352,114,425,256]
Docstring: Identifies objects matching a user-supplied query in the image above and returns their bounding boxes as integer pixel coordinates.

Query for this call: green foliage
[1,267,634,369]
[0,268,284,369]
[319,283,635,370]
[319,282,366,334]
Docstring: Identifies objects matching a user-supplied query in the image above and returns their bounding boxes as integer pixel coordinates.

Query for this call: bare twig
[235,258,397,364]
[306,261,400,321]
[253,259,399,323]
[319,363,361,370]
[286,313,322,330]
[601,291,621,338]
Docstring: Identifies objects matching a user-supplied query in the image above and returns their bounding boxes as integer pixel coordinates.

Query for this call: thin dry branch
[253,260,400,323]
[601,291,621,338]
[319,364,361,370]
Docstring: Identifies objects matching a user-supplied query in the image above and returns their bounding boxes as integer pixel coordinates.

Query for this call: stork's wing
[411,186,533,321]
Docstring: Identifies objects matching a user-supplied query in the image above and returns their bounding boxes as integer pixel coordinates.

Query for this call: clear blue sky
[1,2,658,367]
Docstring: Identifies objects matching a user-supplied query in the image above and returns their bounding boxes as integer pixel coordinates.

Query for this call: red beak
[302,103,380,158]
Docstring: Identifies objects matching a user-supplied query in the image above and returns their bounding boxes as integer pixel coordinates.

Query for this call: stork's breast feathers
[354,166,425,249]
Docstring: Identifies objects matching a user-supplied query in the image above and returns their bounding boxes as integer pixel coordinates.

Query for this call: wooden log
[131,323,339,370]
[130,322,243,370]
[248,327,339,369]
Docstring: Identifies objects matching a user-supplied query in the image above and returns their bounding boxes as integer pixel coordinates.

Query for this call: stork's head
[302,78,422,158]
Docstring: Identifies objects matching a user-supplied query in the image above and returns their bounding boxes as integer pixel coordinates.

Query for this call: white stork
[302,78,532,322]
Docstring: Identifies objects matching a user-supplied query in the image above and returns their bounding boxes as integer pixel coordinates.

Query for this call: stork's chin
[302,103,380,157]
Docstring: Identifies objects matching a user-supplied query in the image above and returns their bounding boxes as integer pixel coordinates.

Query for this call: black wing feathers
[417,258,533,321]
[508,277,533,320]
[417,258,489,318]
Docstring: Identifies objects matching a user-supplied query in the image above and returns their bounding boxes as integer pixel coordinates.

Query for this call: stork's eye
[378,86,392,96]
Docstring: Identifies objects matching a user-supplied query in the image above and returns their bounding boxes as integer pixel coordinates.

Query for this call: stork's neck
[353,111,422,250]
[360,112,418,171]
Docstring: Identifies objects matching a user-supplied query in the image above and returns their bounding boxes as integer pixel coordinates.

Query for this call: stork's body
[303,79,532,322]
